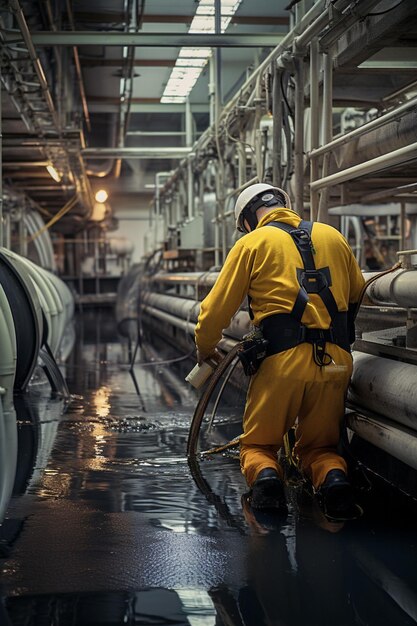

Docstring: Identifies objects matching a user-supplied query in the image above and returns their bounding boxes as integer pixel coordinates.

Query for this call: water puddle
[1,312,417,625]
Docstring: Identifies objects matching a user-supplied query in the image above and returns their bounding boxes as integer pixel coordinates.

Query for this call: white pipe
[311,142,417,191]
[366,268,417,308]
[310,96,417,159]
[346,412,417,472]
[317,48,333,223]
[294,56,305,216]
[309,37,319,222]
[349,352,417,431]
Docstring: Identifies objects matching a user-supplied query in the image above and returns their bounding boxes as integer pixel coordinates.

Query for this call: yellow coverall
[195,207,365,490]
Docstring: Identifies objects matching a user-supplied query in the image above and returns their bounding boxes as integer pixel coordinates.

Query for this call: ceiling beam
[88,102,209,114]
[70,12,289,26]
[87,97,162,105]
[30,31,285,47]
[80,59,176,67]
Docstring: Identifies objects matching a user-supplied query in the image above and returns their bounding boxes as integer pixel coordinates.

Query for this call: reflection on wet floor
[1,311,417,625]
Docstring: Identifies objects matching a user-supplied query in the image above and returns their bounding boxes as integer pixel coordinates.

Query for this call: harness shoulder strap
[267,220,339,323]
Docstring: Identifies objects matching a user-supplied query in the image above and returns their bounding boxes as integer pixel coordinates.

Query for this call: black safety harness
[258,220,352,366]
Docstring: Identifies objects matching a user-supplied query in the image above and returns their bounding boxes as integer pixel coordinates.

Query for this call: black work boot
[250,468,288,514]
[317,469,361,521]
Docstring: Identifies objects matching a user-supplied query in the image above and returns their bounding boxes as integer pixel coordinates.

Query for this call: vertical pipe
[400,200,406,251]
[3,213,10,250]
[209,57,216,127]
[0,70,3,247]
[238,128,246,188]
[214,0,226,263]
[214,0,222,112]
[272,66,283,187]
[186,99,194,220]
[19,213,27,256]
[309,37,319,221]
[317,48,333,224]
[214,220,220,267]
[294,55,305,216]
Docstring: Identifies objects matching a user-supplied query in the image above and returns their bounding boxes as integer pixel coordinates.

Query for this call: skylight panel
[161,0,242,102]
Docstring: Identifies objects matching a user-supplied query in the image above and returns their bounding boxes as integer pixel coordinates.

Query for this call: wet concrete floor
[1,310,417,625]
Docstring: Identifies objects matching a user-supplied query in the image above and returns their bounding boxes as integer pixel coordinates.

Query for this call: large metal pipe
[149,271,219,287]
[82,147,192,159]
[346,412,417,472]
[310,96,417,159]
[142,292,250,340]
[365,269,417,308]
[310,142,417,191]
[349,352,417,431]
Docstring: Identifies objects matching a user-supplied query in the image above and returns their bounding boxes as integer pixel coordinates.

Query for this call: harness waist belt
[260,312,350,356]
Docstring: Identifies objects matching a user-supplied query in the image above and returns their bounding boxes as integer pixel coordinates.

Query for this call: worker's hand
[196,347,222,366]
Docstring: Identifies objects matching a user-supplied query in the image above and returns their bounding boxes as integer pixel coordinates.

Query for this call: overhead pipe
[310,142,417,191]
[310,96,417,159]
[190,0,328,161]
[9,0,60,131]
[157,0,334,233]
[65,0,91,132]
[319,0,389,51]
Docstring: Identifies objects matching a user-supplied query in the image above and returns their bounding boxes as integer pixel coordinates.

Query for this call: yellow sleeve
[348,248,365,303]
[195,240,253,356]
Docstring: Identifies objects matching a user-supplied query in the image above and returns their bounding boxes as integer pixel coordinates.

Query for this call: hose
[207,356,240,433]
[186,342,243,458]
[354,260,403,321]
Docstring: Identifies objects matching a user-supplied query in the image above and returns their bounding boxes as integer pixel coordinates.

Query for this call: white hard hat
[234,183,291,233]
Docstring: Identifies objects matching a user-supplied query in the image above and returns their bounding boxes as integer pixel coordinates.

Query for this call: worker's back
[242,208,364,329]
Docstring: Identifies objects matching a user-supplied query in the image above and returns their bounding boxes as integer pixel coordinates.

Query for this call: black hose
[186,343,243,458]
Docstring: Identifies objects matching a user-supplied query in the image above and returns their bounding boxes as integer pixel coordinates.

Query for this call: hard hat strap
[239,190,286,233]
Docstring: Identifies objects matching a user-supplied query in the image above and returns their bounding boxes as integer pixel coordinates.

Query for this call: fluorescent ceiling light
[46,163,61,182]
[161,0,242,103]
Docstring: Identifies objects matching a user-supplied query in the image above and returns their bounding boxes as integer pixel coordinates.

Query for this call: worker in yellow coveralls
[194,183,365,520]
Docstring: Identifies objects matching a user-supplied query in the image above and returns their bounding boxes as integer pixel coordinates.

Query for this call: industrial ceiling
[0,0,417,236]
